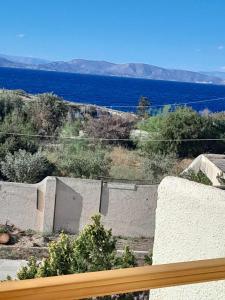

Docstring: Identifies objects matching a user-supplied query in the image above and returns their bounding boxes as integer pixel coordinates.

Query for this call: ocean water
[1,67,225,112]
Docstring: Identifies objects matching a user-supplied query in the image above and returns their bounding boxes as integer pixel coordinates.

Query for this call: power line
[101,96,225,108]
[1,131,225,142]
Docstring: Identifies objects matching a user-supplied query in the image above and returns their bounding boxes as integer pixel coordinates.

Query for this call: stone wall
[151,176,225,300]
[0,177,158,237]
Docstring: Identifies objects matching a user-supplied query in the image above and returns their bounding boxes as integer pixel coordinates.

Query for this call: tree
[137,96,150,118]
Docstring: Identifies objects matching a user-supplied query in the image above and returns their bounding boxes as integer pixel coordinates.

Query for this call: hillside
[200,71,225,80]
[38,59,225,84]
[0,57,27,68]
[0,54,224,85]
[0,53,50,65]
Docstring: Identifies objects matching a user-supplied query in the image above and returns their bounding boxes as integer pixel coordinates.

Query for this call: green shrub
[144,252,152,265]
[55,143,111,179]
[0,113,38,159]
[180,170,212,185]
[85,115,134,145]
[142,152,177,183]
[28,93,68,135]
[1,150,54,183]
[17,215,136,280]
[59,120,82,138]
[0,92,24,121]
[138,106,225,157]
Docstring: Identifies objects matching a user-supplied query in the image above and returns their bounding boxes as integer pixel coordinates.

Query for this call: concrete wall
[0,177,157,237]
[100,182,157,237]
[36,177,56,233]
[0,181,37,230]
[151,176,225,300]
[0,178,56,233]
[54,177,102,233]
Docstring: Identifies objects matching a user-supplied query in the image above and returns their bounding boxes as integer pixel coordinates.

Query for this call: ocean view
[1,67,225,112]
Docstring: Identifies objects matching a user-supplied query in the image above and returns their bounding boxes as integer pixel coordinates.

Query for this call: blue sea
[1,67,225,113]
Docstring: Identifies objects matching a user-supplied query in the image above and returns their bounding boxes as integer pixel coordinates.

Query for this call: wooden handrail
[1,258,225,300]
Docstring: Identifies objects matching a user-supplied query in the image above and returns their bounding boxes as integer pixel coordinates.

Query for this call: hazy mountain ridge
[0,54,224,85]
[0,54,50,65]
[200,71,225,80]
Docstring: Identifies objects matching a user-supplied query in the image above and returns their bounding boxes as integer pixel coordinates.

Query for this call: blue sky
[0,0,225,71]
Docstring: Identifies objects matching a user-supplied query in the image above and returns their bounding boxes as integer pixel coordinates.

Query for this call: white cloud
[195,48,201,52]
[16,33,25,38]
[217,45,224,50]
[220,66,225,71]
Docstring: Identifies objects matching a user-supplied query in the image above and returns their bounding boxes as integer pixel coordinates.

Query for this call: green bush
[58,148,111,178]
[0,92,24,121]
[0,113,38,159]
[138,106,225,157]
[85,114,134,144]
[142,152,177,183]
[17,215,137,279]
[180,170,212,185]
[1,150,54,183]
[59,120,82,138]
[28,93,68,135]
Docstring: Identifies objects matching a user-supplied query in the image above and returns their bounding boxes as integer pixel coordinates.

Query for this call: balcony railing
[1,258,225,300]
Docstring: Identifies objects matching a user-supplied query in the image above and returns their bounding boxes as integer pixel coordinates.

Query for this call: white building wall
[151,176,225,300]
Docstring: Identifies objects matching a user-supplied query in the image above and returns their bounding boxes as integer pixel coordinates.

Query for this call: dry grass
[109,147,146,180]
[173,158,193,174]
[110,147,142,167]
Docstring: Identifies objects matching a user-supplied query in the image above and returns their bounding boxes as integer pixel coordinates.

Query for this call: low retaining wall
[0,177,158,238]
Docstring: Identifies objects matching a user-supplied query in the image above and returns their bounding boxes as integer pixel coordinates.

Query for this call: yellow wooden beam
[1,258,225,300]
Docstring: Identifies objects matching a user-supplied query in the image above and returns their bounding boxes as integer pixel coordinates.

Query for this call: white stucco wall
[54,177,102,233]
[0,176,157,237]
[0,181,37,230]
[101,182,157,237]
[53,178,157,237]
[151,176,225,300]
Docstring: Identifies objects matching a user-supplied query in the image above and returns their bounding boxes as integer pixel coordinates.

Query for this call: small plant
[0,224,9,234]
[180,170,212,185]
[216,172,225,185]
[0,223,11,244]
[0,222,13,234]
[144,252,152,265]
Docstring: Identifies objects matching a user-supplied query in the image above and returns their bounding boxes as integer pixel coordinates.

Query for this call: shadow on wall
[54,178,83,233]
[100,182,109,215]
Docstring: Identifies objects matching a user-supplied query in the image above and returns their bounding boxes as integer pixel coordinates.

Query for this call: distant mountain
[0,54,50,65]
[38,59,225,84]
[0,57,27,68]
[200,71,225,80]
[0,54,224,85]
